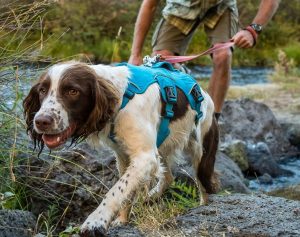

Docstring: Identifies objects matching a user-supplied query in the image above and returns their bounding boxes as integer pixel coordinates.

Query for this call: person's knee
[212,48,232,68]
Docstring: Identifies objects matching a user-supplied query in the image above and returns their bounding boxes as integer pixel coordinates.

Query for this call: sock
[214,112,221,121]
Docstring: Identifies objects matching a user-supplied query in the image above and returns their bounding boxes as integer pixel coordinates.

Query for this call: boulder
[16,144,119,229]
[158,194,300,237]
[246,142,293,177]
[220,139,248,171]
[215,153,250,193]
[220,98,295,156]
[172,152,250,194]
[0,210,36,237]
[281,122,300,149]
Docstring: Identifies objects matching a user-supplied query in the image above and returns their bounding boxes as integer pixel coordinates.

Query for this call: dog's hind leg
[186,136,209,205]
[187,117,220,205]
[198,117,220,203]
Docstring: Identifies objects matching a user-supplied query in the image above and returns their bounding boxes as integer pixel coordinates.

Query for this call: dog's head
[23,63,119,150]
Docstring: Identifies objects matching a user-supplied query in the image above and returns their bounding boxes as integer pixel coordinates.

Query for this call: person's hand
[232,30,256,48]
[128,54,143,65]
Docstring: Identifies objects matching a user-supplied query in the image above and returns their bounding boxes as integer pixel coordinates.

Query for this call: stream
[191,65,273,85]
[249,157,300,192]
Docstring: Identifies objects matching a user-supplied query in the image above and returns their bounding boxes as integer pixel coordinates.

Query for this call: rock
[215,153,250,193]
[282,122,300,149]
[172,152,250,194]
[246,142,293,177]
[0,210,36,237]
[16,143,119,230]
[107,225,144,237]
[258,173,273,184]
[220,139,248,171]
[220,98,295,156]
[156,194,300,237]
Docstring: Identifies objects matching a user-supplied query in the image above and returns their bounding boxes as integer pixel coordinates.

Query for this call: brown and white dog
[23,62,219,236]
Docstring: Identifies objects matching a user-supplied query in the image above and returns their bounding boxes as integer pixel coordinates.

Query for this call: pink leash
[160,41,235,64]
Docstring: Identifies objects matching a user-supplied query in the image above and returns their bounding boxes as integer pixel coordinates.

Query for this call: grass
[132,181,199,232]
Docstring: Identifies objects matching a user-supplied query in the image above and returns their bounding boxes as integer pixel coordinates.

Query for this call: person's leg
[209,47,232,114]
[151,18,195,58]
[205,9,238,115]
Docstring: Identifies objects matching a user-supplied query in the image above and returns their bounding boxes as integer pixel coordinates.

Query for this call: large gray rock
[157,194,300,237]
[220,139,249,171]
[246,142,293,177]
[282,122,300,149]
[215,153,250,193]
[17,144,119,230]
[171,152,249,194]
[220,98,295,156]
[0,210,36,237]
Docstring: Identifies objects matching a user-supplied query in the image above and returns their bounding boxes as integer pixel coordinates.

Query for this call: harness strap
[121,89,135,109]
[156,83,177,147]
[191,84,204,124]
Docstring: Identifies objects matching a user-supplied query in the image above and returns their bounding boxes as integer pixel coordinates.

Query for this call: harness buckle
[165,110,174,118]
[124,90,134,99]
[143,54,161,67]
[191,84,204,102]
[165,86,177,104]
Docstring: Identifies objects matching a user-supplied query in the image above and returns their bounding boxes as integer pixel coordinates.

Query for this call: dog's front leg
[80,150,158,237]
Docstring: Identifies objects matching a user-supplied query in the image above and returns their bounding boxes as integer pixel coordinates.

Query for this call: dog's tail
[197,117,220,194]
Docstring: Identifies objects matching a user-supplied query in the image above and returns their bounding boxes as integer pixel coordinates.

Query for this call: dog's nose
[35,115,54,131]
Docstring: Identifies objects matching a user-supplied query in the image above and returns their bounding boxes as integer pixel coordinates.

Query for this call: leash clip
[143,54,161,67]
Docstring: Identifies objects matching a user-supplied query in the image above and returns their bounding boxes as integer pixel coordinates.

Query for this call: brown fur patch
[161,88,188,122]
[23,72,50,148]
[197,116,220,194]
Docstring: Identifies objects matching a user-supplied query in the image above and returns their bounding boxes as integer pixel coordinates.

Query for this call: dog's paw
[80,219,107,237]
[80,226,106,237]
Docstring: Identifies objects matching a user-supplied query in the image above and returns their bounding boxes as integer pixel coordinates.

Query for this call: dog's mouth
[42,124,76,149]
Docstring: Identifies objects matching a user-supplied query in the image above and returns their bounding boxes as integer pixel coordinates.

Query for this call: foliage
[2,0,299,66]
[270,50,300,97]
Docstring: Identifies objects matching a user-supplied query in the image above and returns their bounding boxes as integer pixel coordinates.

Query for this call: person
[128,0,280,119]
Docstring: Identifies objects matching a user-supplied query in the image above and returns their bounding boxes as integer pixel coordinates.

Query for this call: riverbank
[228,83,300,124]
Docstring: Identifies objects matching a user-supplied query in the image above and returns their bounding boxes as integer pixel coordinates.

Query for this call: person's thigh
[152,19,194,55]
[205,9,239,45]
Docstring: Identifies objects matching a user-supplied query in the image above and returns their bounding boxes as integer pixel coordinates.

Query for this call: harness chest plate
[114,62,204,147]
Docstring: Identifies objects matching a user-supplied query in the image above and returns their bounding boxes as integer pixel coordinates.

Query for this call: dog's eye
[68,89,79,96]
[39,87,47,95]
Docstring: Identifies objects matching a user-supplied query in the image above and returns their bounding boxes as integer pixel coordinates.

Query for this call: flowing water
[249,157,300,192]
[191,66,273,85]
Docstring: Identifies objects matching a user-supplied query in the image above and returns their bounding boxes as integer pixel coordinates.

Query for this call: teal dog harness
[112,61,204,147]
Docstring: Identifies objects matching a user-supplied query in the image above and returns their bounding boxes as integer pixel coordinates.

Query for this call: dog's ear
[82,75,119,136]
[23,83,43,145]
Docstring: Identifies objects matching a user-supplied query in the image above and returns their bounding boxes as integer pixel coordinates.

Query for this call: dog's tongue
[42,125,76,149]
[42,133,65,149]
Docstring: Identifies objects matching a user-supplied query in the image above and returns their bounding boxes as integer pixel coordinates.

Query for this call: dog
[23,61,219,236]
